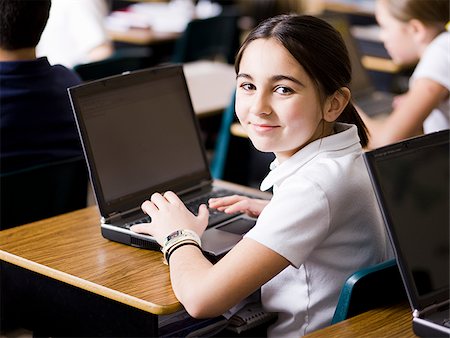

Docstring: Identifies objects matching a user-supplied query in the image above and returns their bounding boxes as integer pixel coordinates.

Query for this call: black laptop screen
[70,66,209,212]
[371,136,449,302]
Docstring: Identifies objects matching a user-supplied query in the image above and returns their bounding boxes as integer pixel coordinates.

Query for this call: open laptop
[68,64,262,257]
[364,129,449,337]
[327,16,395,117]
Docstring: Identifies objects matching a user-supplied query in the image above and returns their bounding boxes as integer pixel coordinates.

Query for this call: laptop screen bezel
[68,64,213,217]
[364,130,450,311]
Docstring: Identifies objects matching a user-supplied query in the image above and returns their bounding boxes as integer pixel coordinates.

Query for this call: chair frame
[172,14,240,64]
[1,156,88,229]
[331,259,407,324]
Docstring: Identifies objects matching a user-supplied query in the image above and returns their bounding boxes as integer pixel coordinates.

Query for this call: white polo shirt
[37,0,110,68]
[245,123,392,337]
[411,31,450,133]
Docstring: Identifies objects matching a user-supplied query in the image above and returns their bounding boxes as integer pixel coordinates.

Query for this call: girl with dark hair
[132,14,391,337]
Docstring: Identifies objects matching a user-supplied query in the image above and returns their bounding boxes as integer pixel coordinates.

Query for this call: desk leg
[1,262,158,337]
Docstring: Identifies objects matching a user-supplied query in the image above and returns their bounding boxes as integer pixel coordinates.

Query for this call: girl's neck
[275,122,336,163]
[0,48,36,61]
[417,27,444,57]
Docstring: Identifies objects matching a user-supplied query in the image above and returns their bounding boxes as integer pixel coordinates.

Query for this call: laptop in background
[364,129,449,337]
[327,16,395,117]
[68,64,262,257]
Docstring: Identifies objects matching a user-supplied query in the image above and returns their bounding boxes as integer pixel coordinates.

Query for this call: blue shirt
[0,57,83,173]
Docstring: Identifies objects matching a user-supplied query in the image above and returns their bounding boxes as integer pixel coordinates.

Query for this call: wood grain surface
[0,180,269,316]
[0,205,181,315]
[304,303,417,338]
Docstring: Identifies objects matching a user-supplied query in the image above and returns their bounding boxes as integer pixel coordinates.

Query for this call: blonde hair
[383,0,449,32]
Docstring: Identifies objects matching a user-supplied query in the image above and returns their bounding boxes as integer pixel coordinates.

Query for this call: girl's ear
[408,19,427,43]
[323,87,351,122]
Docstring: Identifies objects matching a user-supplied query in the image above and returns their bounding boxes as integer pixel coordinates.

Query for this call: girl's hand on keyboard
[208,195,269,218]
[130,191,209,246]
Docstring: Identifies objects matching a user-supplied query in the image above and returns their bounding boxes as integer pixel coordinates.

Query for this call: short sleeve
[412,33,450,91]
[245,176,330,268]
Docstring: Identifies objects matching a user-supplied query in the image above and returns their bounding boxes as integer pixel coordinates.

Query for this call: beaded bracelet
[165,241,202,265]
[162,229,201,248]
[161,229,202,265]
[163,238,198,264]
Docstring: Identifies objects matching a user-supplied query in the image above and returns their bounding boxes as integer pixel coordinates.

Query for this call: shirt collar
[0,57,50,74]
[260,123,361,191]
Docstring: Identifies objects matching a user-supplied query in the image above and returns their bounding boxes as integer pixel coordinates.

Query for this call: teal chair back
[331,259,407,324]
[210,92,236,179]
[0,157,88,230]
[172,14,240,64]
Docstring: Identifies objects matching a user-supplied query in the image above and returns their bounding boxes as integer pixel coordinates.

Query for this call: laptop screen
[69,65,210,216]
[365,130,449,309]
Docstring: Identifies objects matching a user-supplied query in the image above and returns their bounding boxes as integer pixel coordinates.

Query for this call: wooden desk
[183,61,236,117]
[322,0,375,17]
[230,122,246,138]
[0,180,261,336]
[0,206,178,315]
[362,55,409,74]
[108,27,179,46]
[0,207,176,336]
[304,303,417,338]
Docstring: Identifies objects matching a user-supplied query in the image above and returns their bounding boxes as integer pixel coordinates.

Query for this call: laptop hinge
[177,179,212,197]
[414,299,450,318]
[103,207,143,224]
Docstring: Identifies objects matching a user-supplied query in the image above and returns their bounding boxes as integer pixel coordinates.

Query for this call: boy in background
[0,0,83,174]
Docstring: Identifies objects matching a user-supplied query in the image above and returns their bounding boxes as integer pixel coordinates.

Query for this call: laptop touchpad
[218,218,256,235]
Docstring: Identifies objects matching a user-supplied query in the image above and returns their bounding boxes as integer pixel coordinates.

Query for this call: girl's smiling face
[235,38,326,162]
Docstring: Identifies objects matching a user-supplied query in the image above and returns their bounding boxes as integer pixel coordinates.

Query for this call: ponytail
[337,102,369,148]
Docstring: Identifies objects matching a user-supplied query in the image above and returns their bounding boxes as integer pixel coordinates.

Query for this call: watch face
[167,230,183,241]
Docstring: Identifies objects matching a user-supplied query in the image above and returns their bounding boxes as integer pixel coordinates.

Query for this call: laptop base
[101,227,160,251]
[413,317,450,338]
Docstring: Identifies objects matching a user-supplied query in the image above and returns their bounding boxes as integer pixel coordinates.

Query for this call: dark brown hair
[0,0,51,50]
[235,14,369,147]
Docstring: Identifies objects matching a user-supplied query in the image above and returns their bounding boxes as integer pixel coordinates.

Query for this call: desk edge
[0,250,182,315]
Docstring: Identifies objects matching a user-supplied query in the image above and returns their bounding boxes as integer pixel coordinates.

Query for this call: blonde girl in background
[360,0,449,149]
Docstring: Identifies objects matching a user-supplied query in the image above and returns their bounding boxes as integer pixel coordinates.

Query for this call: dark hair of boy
[0,0,51,50]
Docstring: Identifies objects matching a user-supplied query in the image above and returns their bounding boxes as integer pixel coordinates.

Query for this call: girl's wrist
[161,229,202,265]
[165,240,202,265]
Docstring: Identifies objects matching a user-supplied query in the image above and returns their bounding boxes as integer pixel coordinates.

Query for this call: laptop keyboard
[185,188,241,227]
[125,188,248,229]
[357,94,393,117]
[125,215,151,229]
